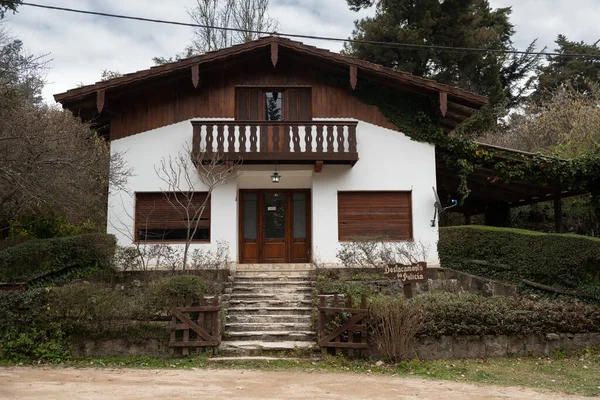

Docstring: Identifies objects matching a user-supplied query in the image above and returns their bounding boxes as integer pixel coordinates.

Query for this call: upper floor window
[265,92,283,121]
[236,87,311,121]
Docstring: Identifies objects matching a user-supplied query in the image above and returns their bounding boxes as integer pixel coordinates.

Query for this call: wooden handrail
[191,120,358,126]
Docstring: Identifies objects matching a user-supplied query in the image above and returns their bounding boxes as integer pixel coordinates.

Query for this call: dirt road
[0,367,586,399]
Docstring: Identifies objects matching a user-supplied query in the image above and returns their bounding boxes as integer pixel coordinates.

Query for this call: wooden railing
[169,294,220,355]
[191,121,358,164]
[318,294,368,357]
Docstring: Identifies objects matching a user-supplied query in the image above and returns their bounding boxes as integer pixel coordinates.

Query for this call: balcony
[191,121,358,165]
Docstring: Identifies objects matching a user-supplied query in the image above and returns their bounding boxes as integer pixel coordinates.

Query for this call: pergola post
[484,204,510,227]
[554,198,564,233]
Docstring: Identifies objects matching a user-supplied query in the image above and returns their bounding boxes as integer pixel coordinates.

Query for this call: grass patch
[2,349,600,396]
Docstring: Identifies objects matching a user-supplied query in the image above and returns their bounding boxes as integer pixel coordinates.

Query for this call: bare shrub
[369,295,424,362]
[190,240,230,271]
[336,238,430,268]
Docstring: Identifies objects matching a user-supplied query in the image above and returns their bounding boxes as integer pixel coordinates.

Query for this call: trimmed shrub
[0,233,116,284]
[145,275,207,314]
[414,291,600,337]
[438,225,600,289]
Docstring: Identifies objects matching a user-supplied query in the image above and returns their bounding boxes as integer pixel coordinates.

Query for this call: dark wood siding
[337,191,412,241]
[135,192,210,242]
[110,56,394,139]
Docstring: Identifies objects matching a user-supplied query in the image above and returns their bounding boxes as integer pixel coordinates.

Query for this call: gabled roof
[54,36,488,118]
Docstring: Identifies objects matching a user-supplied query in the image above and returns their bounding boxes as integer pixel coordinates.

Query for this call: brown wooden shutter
[298,87,312,120]
[135,192,210,241]
[286,88,299,120]
[338,191,412,241]
[236,88,249,120]
[248,89,261,120]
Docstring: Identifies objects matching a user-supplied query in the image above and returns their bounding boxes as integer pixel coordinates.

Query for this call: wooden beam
[271,42,278,67]
[349,65,358,90]
[96,89,105,113]
[439,91,448,117]
[191,64,200,88]
[314,161,323,173]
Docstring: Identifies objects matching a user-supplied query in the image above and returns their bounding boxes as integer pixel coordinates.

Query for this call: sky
[3,0,600,103]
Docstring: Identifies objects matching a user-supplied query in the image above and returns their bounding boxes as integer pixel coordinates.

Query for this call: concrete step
[228,299,313,308]
[225,330,316,342]
[233,280,313,286]
[229,293,311,300]
[236,264,314,271]
[234,275,313,281]
[227,314,312,324]
[218,340,318,356]
[227,306,313,316]
[226,322,313,332]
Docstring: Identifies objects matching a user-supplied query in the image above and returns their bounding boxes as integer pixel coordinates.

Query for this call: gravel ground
[0,367,587,399]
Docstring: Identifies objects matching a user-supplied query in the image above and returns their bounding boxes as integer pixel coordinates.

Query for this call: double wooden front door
[239,189,311,264]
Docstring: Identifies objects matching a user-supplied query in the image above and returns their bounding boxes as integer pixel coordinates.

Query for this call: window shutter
[338,191,412,241]
[135,192,211,242]
[236,88,249,120]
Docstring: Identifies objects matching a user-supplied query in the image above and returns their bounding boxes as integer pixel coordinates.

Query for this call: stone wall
[413,333,600,359]
[317,267,516,297]
[71,338,171,358]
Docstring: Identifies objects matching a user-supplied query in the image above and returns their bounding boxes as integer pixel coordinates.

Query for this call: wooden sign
[383,262,428,284]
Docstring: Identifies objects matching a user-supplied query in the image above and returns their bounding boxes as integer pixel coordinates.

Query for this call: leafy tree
[480,82,600,158]
[531,35,600,102]
[0,28,47,106]
[0,0,21,19]
[100,69,122,81]
[345,0,542,110]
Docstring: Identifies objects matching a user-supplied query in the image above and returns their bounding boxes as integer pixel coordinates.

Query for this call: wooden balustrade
[191,121,358,164]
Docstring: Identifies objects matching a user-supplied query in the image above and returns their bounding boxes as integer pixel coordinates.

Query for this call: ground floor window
[135,192,210,243]
[337,191,412,241]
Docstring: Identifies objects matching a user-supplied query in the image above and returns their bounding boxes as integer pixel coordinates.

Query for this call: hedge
[413,291,600,337]
[438,225,600,290]
[0,233,116,284]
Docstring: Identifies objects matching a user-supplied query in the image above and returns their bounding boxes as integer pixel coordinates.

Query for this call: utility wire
[17,1,600,59]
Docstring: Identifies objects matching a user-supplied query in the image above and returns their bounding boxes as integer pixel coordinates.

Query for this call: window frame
[134,191,211,244]
[234,86,312,121]
[337,190,413,242]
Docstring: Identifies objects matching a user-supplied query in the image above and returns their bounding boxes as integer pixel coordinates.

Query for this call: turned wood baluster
[316,125,324,153]
[239,125,247,153]
[227,126,235,153]
[305,124,313,152]
[336,125,345,153]
[206,126,214,153]
[326,126,334,153]
[250,126,258,153]
[216,125,225,153]
[292,126,300,152]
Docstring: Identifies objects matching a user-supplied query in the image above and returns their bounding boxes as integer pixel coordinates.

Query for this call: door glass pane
[243,193,257,240]
[293,193,306,239]
[265,92,283,121]
[264,193,286,238]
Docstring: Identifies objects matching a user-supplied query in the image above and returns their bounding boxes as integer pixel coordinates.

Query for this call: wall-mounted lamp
[271,172,281,183]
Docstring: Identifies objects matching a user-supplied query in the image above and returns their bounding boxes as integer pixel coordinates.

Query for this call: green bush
[438,225,600,290]
[413,291,600,337]
[145,275,207,314]
[0,233,116,284]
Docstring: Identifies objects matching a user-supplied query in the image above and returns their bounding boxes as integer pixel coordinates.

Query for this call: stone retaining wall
[72,332,600,359]
[413,333,600,359]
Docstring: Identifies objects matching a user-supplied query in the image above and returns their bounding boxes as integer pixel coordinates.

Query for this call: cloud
[2,0,597,103]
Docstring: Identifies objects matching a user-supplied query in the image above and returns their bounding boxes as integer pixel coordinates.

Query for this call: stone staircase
[220,264,317,355]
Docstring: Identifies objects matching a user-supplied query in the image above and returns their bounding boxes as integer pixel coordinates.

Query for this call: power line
[18,1,600,59]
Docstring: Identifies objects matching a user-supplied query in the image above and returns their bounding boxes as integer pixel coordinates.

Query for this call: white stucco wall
[108,118,439,266]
